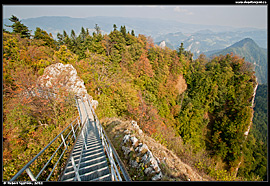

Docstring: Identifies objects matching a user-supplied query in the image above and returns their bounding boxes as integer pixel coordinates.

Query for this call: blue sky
[3,5,267,29]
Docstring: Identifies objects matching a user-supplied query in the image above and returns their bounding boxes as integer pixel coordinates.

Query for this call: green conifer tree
[94,24,101,35]
[6,15,31,38]
[113,24,117,31]
[131,29,135,36]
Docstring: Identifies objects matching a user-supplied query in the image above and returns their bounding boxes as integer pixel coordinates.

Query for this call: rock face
[37,63,98,108]
[159,40,166,49]
[121,120,163,181]
[103,118,208,181]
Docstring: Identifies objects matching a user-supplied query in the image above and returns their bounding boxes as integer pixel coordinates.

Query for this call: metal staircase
[9,93,131,182]
[60,95,111,181]
[60,120,111,181]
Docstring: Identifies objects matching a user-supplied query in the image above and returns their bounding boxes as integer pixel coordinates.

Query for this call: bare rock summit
[37,63,98,108]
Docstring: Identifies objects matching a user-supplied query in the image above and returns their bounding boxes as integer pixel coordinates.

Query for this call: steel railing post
[61,134,67,148]
[71,123,76,140]
[26,167,37,181]
[71,156,81,181]
[77,117,81,128]
[81,130,88,150]
[75,96,83,124]
[109,146,114,181]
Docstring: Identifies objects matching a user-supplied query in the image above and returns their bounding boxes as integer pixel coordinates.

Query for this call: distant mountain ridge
[206,38,267,84]
[155,30,267,59]
[3,16,235,38]
[3,16,266,42]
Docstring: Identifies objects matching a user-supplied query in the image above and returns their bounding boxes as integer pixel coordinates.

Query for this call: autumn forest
[3,16,267,181]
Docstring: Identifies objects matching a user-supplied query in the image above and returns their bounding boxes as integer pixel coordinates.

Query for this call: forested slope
[3,16,266,181]
[237,84,267,180]
[208,38,267,84]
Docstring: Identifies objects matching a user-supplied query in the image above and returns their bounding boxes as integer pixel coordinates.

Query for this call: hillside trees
[237,84,267,180]
[3,31,77,180]
[53,23,186,144]
[3,16,263,180]
[34,27,56,49]
[178,53,257,172]
[54,25,261,178]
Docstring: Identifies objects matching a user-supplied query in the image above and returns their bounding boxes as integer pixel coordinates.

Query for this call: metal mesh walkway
[60,116,111,181]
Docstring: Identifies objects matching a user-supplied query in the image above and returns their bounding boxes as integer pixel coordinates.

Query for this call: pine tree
[63,30,68,38]
[94,24,101,35]
[70,29,76,41]
[62,30,70,46]
[120,25,127,38]
[80,27,86,41]
[113,24,117,31]
[131,29,135,36]
[6,15,31,38]
[57,33,64,45]
[178,43,184,57]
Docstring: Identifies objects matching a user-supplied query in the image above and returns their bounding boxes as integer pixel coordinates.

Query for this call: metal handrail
[9,116,86,181]
[85,96,131,181]
[9,93,131,181]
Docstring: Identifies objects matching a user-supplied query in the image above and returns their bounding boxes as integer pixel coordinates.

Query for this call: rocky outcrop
[37,62,98,108]
[121,120,163,181]
[37,63,86,96]
[159,41,166,49]
[103,118,208,181]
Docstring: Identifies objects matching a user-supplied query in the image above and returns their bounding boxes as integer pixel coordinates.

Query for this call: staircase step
[64,150,106,172]
[79,166,110,181]
[62,162,110,181]
[60,99,111,181]
[72,144,103,155]
[89,173,112,181]
[71,147,104,159]
[64,159,108,177]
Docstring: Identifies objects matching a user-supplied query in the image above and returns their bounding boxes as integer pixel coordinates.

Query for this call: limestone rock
[38,63,87,97]
[131,120,143,135]
[122,134,131,145]
[130,136,139,148]
[119,120,163,181]
[135,143,149,155]
[131,120,139,130]
[129,160,139,169]
[122,146,131,157]
[151,172,163,181]
[37,62,98,108]
[142,150,160,173]
[144,167,155,176]
[159,41,166,49]
[91,100,98,110]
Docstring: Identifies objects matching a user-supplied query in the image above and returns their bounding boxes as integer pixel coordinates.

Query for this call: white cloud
[173,6,193,15]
